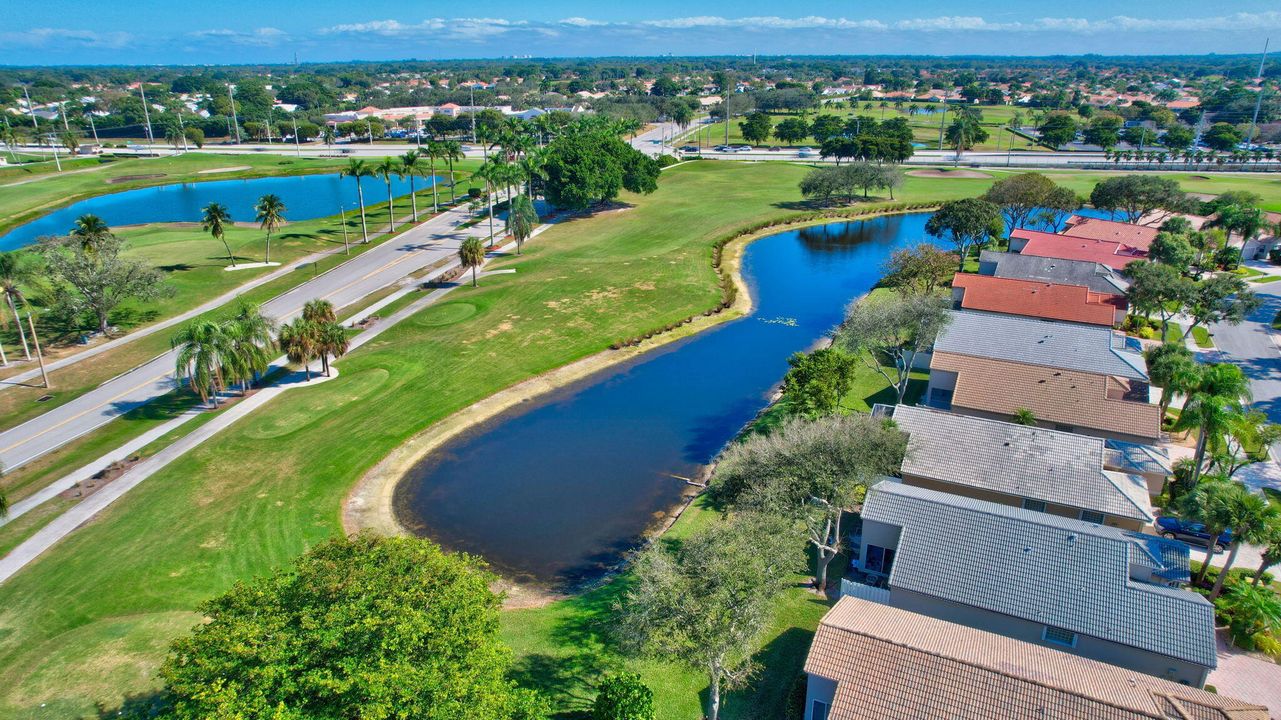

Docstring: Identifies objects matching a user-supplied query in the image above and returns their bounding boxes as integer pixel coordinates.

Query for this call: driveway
[1208,630,1281,718]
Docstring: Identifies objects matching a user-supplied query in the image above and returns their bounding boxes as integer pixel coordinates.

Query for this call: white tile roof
[934,310,1148,380]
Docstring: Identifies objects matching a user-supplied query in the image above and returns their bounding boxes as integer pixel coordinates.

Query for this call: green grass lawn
[1191,326,1214,349]
[5,162,1281,718]
[1164,322,1184,344]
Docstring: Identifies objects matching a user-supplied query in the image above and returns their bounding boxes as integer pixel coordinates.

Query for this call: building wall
[804,675,838,720]
[888,589,1209,687]
[900,474,1144,532]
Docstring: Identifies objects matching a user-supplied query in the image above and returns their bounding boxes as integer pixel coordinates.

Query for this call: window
[810,700,830,720]
[1021,498,1047,513]
[1079,510,1106,525]
[1053,423,1075,432]
[1043,626,1077,647]
[864,545,896,576]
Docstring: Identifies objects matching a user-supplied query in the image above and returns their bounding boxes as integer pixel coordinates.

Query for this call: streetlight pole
[340,205,351,254]
[139,84,155,152]
[1247,38,1270,151]
[291,116,301,157]
[27,312,49,389]
[228,83,242,144]
[176,111,189,152]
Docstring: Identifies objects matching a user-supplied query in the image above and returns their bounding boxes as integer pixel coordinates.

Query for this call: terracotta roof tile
[953,273,1123,326]
[806,596,1269,720]
[932,351,1163,441]
[1013,229,1149,271]
[1065,216,1160,250]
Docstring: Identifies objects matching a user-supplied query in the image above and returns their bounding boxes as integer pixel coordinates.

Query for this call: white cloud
[189,27,287,46]
[3,27,133,48]
[321,17,525,42]
[559,17,608,28]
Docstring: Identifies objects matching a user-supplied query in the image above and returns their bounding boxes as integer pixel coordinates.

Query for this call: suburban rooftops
[891,405,1153,522]
[1012,229,1150,271]
[806,596,1266,720]
[861,481,1216,668]
[978,250,1128,295]
[1064,214,1160,250]
[951,273,1123,326]
[933,310,1148,381]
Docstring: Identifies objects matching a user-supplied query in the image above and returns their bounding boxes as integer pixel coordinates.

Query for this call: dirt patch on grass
[196,165,252,174]
[906,168,991,179]
[105,173,166,184]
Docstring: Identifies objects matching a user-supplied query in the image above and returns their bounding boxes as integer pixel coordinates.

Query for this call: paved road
[0,203,482,471]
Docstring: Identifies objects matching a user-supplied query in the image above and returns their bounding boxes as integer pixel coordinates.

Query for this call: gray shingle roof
[862,481,1216,669]
[892,406,1153,522]
[980,250,1129,295]
[934,310,1149,380]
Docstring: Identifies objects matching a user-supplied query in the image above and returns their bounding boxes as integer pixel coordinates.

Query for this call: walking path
[0,200,496,471]
[0,219,554,583]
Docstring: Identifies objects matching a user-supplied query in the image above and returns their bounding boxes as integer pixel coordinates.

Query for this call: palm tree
[70,214,111,254]
[1210,489,1280,600]
[201,203,236,267]
[474,161,500,244]
[316,321,349,377]
[398,150,421,222]
[0,251,34,360]
[1253,530,1281,587]
[1011,408,1037,426]
[1216,582,1281,650]
[301,299,336,325]
[458,236,486,287]
[440,140,463,204]
[374,158,400,232]
[0,125,20,163]
[1143,342,1200,421]
[278,318,319,381]
[340,159,372,243]
[519,148,548,199]
[508,195,538,255]
[423,141,443,214]
[1177,477,1239,586]
[223,303,276,393]
[1174,363,1251,479]
[172,319,230,407]
[254,194,286,264]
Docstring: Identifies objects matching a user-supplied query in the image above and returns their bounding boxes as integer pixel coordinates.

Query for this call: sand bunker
[197,165,252,174]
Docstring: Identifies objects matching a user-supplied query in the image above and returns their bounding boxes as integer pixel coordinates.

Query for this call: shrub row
[608,202,940,351]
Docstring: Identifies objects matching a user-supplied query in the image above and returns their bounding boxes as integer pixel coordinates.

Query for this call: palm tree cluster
[197,194,286,267]
[278,300,350,381]
[339,144,464,243]
[172,303,277,407]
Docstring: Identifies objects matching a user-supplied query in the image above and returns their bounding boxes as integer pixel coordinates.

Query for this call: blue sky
[3,0,1279,65]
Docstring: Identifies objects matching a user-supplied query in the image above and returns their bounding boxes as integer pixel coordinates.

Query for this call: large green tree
[542,130,660,210]
[924,198,1003,270]
[838,292,952,405]
[1089,175,1186,224]
[39,229,170,334]
[149,534,546,720]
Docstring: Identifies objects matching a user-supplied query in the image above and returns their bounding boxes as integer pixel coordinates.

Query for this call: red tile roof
[1012,229,1148,271]
[952,273,1124,326]
[1064,216,1159,250]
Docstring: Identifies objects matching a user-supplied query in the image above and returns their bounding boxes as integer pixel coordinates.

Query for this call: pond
[0,172,445,251]
[393,212,935,589]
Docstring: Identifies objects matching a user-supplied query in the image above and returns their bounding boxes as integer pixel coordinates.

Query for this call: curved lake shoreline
[377,210,936,591]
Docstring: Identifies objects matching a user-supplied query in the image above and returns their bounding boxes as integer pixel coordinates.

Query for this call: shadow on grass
[702,626,818,720]
[96,690,169,719]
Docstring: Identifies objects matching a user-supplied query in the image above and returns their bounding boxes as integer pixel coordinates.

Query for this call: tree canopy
[148,534,547,720]
[542,128,660,210]
[1089,176,1187,224]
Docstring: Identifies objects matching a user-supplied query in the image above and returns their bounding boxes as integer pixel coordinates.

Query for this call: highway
[0,202,482,471]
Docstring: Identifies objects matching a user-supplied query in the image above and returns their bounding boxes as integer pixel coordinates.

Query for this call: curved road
[0,203,482,470]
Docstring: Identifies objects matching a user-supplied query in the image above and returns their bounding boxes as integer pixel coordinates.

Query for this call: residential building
[977,249,1128,295]
[848,481,1215,687]
[927,310,1162,443]
[1063,215,1160,249]
[803,595,1266,720]
[950,273,1125,326]
[883,405,1154,529]
[1010,228,1149,271]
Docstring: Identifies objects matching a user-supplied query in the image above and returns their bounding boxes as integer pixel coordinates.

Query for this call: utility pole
[937,103,947,150]
[86,109,100,145]
[264,116,273,144]
[339,206,351,254]
[23,85,40,136]
[724,94,730,146]
[1247,38,1270,151]
[291,116,301,156]
[228,83,242,143]
[27,312,49,389]
[59,100,70,132]
[139,84,155,151]
[470,83,477,142]
[176,111,188,151]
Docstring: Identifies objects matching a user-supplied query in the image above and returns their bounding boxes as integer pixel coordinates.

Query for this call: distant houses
[803,596,1267,720]
[925,310,1163,443]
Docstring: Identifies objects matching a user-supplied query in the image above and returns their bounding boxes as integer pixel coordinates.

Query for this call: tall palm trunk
[8,295,30,359]
[486,181,495,244]
[219,233,236,267]
[1210,541,1243,599]
[430,159,440,212]
[264,231,272,264]
[447,158,456,203]
[356,182,369,243]
[408,175,417,221]
[385,179,395,232]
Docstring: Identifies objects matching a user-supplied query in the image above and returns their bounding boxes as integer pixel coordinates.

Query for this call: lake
[0,172,444,251]
[393,212,934,589]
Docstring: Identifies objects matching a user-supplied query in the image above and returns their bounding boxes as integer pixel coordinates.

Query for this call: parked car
[731,145,753,152]
[712,144,730,152]
[679,145,700,152]
[767,146,782,152]
[1155,516,1231,553]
